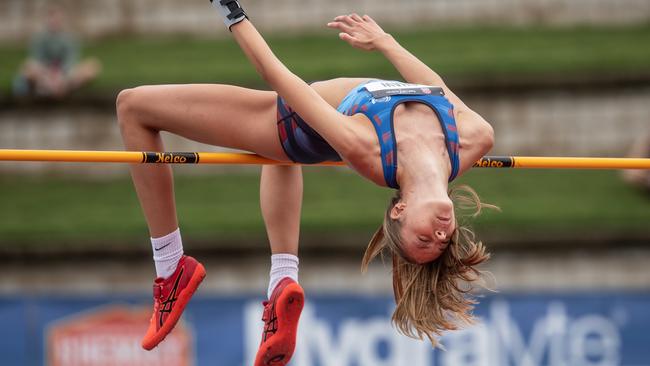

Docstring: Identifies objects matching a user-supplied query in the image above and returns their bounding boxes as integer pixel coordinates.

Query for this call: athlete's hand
[327,14,391,51]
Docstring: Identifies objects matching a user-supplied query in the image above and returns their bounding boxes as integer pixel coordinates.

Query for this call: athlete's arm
[211,1,356,156]
[456,112,495,174]
[329,13,494,174]
[327,14,470,108]
[327,15,444,85]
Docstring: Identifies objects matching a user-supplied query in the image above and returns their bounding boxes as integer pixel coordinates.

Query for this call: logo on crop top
[371,96,391,104]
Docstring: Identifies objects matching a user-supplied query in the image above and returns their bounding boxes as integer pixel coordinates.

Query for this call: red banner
[47,305,193,366]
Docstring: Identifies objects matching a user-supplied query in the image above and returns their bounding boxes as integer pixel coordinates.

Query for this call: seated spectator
[622,135,650,193]
[12,4,101,99]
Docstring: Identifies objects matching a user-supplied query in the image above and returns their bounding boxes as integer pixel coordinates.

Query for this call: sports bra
[336,80,460,189]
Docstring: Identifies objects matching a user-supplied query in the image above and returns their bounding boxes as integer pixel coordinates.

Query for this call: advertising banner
[0,293,648,366]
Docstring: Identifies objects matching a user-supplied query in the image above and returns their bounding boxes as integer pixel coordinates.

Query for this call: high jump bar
[0,149,649,169]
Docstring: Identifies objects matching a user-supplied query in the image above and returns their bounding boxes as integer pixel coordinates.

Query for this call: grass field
[0,168,648,250]
[2,26,650,96]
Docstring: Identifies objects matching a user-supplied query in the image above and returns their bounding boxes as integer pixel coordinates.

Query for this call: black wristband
[219,0,246,20]
[211,0,248,30]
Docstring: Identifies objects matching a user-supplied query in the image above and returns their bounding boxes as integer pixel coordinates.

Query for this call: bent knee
[116,87,151,131]
[116,88,135,124]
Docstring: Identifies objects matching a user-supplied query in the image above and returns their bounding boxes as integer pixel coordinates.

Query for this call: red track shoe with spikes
[255,278,304,366]
[141,255,206,350]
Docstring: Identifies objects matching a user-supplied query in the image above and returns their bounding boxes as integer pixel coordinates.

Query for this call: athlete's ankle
[268,253,299,299]
[151,228,184,279]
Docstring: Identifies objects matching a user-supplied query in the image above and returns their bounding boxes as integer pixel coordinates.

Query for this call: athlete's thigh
[130,83,287,160]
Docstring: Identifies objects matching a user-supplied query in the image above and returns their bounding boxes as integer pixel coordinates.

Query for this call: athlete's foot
[255,278,304,366]
[141,255,206,350]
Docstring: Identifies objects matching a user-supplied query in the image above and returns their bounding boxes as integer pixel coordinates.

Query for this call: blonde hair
[361,185,495,347]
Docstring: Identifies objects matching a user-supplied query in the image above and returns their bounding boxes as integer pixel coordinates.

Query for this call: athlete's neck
[396,143,450,200]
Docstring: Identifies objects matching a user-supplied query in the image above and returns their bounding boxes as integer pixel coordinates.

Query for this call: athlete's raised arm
[327,14,470,108]
[327,15,446,87]
[328,13,494,174]
[211,1,356,156]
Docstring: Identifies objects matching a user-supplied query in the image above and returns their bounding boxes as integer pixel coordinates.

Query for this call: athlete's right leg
[261,165,303,257]
[256,165,305,366]
[116,83,284,349]
[260,164,303,296]
[252,80,372,365]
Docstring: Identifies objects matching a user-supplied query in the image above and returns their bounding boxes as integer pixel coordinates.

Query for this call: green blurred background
[1,25,649,252]
[0,0,647,271]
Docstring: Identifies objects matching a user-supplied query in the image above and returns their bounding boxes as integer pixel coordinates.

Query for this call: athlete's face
[391,197,456,264]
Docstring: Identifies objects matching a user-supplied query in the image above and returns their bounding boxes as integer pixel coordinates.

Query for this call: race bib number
[364,81,444,98]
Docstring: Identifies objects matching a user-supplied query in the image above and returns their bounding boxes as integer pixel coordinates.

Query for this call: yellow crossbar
[0,149,649,169]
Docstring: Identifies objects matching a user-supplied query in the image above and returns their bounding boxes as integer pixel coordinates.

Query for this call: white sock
[268,253,299,299]
[151,228,184,279]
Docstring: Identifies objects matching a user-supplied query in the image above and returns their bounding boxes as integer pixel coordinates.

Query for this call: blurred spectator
[622,135,650,193]
[12,4,101,99]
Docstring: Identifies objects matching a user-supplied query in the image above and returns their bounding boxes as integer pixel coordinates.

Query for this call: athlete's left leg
[255,165,305,366]
[116,83,284,350]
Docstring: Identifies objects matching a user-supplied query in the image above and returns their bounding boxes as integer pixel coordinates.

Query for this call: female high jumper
[116,1,495,365]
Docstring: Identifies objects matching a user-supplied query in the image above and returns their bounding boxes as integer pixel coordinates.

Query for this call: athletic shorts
[276,95,341,164]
